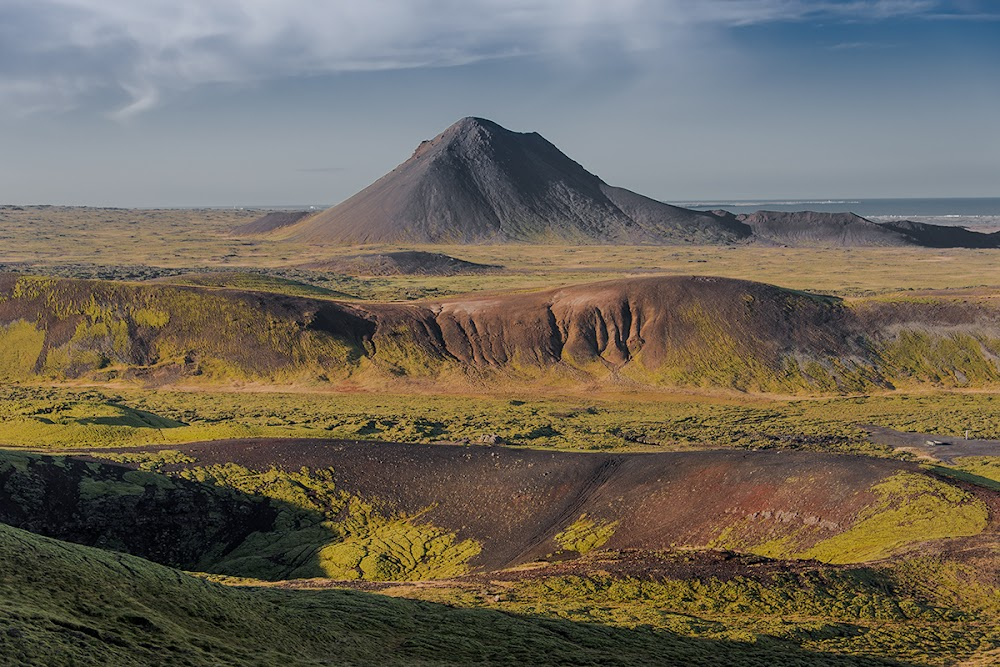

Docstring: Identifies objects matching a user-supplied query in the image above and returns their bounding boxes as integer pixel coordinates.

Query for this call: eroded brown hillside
[1,273,999,392]
[2,442,991,581]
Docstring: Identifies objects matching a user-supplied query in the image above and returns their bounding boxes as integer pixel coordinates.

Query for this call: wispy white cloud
[0,0,961,117]
[829,41,897,50]
[920,12,1000,20]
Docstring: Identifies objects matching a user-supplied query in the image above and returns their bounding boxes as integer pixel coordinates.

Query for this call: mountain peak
[277,118,750,244]
[450,116,504,133]
[411,116,514,159]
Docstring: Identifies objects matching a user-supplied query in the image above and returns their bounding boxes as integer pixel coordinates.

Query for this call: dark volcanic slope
[232,210,313,235]
[136,439,939,570]
[739,211,912,247]
[250,116,1000,248]
[738,210,1000,248]
[303,250,501,276]
[879,219,1000,248]
[280,117,750,244]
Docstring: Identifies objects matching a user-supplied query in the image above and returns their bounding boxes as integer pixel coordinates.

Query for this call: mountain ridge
[251,117,999,248]
[277,117,750,245]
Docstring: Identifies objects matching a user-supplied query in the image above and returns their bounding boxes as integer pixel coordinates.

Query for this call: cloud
[829,41,897,50]
[0,0,962,117]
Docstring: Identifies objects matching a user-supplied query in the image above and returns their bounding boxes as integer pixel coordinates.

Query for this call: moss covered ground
[2,384,999,455]
[0,449,481,583]
[2,206,999,301]
[3,388,1000,663]
[9,521,918,667]
[5,512,1000,666]
[799,472,988,563]
[371,554,1000,667]
[555,514,619,555]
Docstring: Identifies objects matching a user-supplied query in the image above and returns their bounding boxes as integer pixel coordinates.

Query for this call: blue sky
[0,0,997,206]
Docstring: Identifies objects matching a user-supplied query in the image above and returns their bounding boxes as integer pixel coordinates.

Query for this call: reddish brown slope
[146,439,952,570]
[3,273,999,391]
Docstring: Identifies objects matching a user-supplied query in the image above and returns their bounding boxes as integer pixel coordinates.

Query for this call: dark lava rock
[280,117,751,245]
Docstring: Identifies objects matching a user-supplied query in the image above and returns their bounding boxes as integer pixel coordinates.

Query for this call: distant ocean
[675,197,1000,230]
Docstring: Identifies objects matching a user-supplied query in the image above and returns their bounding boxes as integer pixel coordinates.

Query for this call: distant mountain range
[244,117,1000,248]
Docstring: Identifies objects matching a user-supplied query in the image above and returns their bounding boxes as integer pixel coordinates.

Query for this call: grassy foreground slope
[0,521,911,667]
[2,273,1000,393]
[369,550,1000,667]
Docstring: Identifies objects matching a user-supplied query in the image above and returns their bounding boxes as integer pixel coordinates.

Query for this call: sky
[0,0,998,207]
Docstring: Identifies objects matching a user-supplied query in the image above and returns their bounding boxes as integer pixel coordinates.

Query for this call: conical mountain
[281,117,751,244]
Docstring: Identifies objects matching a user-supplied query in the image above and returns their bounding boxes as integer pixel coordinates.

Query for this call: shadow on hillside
[74,406,187,429]
[0,517,921,667]
[266,586,919,667]
[929,465,1000,492]
[0,449,942,665]
[0,448,334,580]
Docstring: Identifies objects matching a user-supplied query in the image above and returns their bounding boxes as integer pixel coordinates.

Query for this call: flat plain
[3,205,999,299]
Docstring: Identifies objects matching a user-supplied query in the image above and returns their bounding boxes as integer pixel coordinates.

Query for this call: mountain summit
[280,117,750,244]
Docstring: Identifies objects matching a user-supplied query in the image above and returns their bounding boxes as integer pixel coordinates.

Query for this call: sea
[674,197,1000,231]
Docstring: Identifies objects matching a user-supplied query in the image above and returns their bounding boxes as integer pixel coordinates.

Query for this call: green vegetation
[881,331,1000,388]
[3,385,1000,454]
[0,275,363,384]
[952,456,1000,482]
[10,454,996,663]
[801,473,988,563]
[98,449,197,471]
[555,514,618,555]
[14,444,985,584]
[155,271,355,299]
[3,207,1000,664]
[6,522,898,667]
[2,394,999,663]
[381,555,1000,667]
[0,321,45,379]
[177,462,481,581]
[1,449,480,582]
[3,271,1000,393]
[705,469,989,565]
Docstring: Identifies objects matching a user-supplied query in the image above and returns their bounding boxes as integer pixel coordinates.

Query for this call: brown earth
[302,250,501,276]
[136,438,930,571]
[3,273,1000,392]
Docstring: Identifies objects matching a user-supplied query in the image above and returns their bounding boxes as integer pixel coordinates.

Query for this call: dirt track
[864,425,1000,464]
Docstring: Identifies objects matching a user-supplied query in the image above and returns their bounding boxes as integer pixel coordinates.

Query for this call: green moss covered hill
[1,273,1000,392]
[2,457,999,665]
[5,470,999,666]
[0,445,994,583]
[7,520,925,667]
